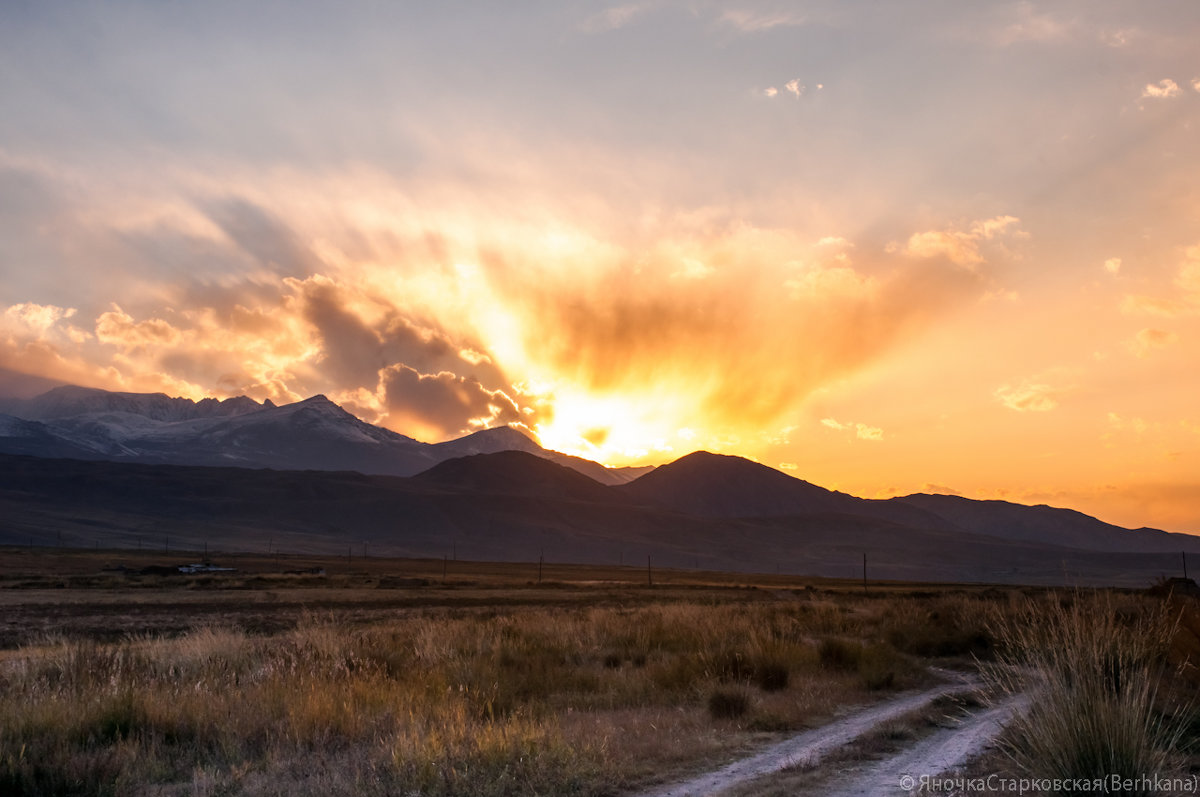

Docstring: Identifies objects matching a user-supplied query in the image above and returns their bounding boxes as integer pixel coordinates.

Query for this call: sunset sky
[2,2,1199,531]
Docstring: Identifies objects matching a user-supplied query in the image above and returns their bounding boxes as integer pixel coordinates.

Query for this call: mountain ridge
[1,450,1195,586]
[2,384,1197,571]
[0,385,651,485]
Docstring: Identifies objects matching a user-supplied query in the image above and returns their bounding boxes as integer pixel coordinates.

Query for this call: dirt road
[827,693,1028,797]
[635,675,1020,797]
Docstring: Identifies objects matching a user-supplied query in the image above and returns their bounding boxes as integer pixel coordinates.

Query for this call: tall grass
[0,598,924,796]
[984,592,1185,796]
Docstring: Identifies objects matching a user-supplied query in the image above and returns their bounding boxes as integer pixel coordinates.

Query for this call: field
[1,547,1196,796]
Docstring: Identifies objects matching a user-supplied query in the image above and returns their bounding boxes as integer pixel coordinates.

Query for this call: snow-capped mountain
[0,385,269,422]
[0,386,650,484]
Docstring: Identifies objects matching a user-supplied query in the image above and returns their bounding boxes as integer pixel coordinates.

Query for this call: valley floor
[0,548,1195,796]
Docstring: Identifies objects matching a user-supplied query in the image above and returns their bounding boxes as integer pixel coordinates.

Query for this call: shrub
[707,687,751,720]
[752,658,790,692]
[818,637,863,671]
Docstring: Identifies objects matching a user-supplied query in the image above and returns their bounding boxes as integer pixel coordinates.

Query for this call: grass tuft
[983,592,1186,796]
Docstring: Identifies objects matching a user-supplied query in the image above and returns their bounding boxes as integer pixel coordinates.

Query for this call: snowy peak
[11,385,268,422]
[0,384,650,485]
[435,425,541,458]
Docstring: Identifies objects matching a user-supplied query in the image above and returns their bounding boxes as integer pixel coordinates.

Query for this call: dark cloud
[380,363,522,438]
[0,166,62,219]
[0,364,67,399]
[202,196,324,275]
[293,276,510,393]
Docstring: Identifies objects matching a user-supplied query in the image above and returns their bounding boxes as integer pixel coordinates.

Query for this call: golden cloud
[894,216,1022,269]
[995,381,1062,412]
[95,306,183,349]
[1120,244,1200,318]
[1142,79,1181,99]
[1129,327,1178,358]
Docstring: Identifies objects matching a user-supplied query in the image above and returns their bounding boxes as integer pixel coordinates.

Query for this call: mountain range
[0,385,652,484]
[1,385,1197,586]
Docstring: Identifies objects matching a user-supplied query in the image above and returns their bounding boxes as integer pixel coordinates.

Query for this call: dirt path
[635,678,986,797]
[828,693,1029,796]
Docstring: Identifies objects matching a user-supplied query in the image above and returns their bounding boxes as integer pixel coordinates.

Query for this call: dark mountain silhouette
[411,450,619,503]
[617,451,867,517]
[0,451,1193,586]
[3,386,1199,585]
[431,426,652,484]
[892,493,1198,554]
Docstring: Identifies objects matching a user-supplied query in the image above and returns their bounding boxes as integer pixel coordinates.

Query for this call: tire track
[635,678,985,797]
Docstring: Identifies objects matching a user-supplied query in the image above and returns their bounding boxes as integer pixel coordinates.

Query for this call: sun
[531,387,683,466]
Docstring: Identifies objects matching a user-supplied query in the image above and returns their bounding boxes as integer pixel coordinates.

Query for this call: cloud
[203,197,324,275]
[1121,244,1200,317]
[994,2,1071,45]
[778,462,798,471]
[486,221,984,444]
[581,4,643,33]
[855,423,883,441]
[671,258,714,280]
[1100,28,1136,48]
[4,303,76,334]
[1179,247,1200,293]
[760,77,821,100]
[379,363,523,440]
[719,10,805,32]
[784,264,874,299]
[95,306,183,349]
[1193,78,1200,93]
[1121,294,1188,317]
[895,216,1022,269]
[1128,327,1178,358]
[1104,257,1122,276]
[995,381,1063,412]
[821,417,883,440]
[1141,79,1181,99]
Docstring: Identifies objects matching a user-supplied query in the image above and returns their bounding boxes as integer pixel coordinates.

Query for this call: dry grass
[983,591,1189,796]
[0,593,956,796]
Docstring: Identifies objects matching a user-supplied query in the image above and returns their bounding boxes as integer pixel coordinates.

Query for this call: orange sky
[1,2,1199,531]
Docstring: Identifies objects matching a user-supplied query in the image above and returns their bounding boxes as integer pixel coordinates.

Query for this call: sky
[1,1,1199,532]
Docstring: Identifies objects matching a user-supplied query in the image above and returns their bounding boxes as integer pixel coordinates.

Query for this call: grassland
[0,547,1195,796]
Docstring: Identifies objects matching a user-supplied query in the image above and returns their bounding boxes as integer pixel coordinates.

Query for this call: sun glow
[532,387,680,465]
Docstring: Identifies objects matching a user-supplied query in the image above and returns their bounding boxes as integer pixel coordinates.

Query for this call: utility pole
[1184,551,1189,580]
[647,555,653,587]
[538,549,544,584]
[862,552,868,594]
[442,554,448,583]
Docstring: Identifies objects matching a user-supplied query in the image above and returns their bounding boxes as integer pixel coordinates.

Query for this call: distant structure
[177,563,237,574]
